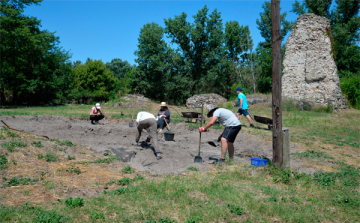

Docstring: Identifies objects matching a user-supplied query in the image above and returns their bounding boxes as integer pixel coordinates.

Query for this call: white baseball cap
[95,103,101,109]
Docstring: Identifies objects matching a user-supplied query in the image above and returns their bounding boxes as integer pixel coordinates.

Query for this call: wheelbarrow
[247,109,273,130]
[169,107,205,123]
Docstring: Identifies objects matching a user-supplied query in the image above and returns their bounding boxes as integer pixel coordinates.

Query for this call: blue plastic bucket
[251,158,268,166]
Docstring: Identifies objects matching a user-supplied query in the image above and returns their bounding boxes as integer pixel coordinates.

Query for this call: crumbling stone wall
[186,93,227,109]
[282,13,348,110]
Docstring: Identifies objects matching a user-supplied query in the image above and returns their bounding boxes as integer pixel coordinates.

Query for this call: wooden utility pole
[271,0,283,167]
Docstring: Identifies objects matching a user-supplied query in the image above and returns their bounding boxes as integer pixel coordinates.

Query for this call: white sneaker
[158,129,163,133]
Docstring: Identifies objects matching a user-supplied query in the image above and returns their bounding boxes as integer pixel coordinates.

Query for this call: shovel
[164,118,172,132]
[194,104,204,163]
[129,93,136,127]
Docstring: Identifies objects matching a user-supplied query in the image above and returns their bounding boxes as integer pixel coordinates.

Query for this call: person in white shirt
[199,107,241,163]
[135,111,163,159]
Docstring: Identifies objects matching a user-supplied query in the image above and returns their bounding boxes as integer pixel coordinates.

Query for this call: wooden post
[282,128,290,168]
[271,0,283,167]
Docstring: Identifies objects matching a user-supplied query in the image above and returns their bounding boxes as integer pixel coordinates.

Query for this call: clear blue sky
[25,0,300,65]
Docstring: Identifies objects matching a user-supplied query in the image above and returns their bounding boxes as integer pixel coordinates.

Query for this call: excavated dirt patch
[0,115,303,174]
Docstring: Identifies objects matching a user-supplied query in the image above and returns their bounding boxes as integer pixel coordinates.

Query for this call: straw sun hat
[160,102,168,107]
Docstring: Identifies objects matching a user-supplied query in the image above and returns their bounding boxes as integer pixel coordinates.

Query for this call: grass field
[0,97,359,222]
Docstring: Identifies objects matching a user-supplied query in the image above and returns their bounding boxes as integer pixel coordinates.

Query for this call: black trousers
[90,115,104,123]
[157,118,170,130]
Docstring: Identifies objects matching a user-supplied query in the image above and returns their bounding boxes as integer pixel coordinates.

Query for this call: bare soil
[0,115,304,174]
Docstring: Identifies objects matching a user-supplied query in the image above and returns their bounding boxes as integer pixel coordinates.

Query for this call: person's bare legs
[221,137,228,159]
[245,115,253,125]
[228,142,234,159]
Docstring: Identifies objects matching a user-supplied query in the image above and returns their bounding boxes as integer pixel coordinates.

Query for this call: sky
[24,0,300,65]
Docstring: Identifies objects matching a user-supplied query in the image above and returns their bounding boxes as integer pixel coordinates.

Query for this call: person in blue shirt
[235,87,254,128]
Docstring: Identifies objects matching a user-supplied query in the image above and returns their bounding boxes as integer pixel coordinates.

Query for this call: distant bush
[340,75,360,109]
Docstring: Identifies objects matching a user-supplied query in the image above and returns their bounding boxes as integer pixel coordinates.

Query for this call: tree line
[1,0,359,108]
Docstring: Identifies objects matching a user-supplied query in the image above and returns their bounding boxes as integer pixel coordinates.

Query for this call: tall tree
[0,0,72,104]
[71,59,117,102]
[255,1,292,92]
[105,59,135,80]
[292,0,332,18]
[134,22,169,100]
[164,5,227,96]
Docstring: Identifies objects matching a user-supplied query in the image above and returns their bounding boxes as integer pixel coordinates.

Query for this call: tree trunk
[271,0,283,168]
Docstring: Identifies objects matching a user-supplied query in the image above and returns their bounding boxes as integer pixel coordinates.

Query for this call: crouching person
[199,107,241,163]
[90,103,104,125]
[134,111,163,160]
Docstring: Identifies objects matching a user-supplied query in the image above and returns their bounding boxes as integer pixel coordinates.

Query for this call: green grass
[293,150,334,159]
[1,162,358,222]
[1,141,28,152]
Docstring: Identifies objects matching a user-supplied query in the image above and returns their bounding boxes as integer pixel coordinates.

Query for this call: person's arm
[239,98,243,109]
[90,108,95,116]
[98,109,102,115]
[203,116,218,131]
[164,110,170,119]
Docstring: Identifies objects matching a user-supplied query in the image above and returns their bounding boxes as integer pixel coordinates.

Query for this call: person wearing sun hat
[89,103,105,125]
[157,102,170,132]
[234,87,254,128]
[199,106,241,162]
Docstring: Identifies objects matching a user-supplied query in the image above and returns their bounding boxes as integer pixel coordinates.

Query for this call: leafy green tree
[134,22,169,100]
[71,59,117,102]
[255,1,293,93]
[292,0,332,18]
[0,0,72,104]
[164,5,228,97]
[105,58,135,80]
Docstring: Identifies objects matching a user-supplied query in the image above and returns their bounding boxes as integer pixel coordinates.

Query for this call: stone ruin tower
[282,13,348,110]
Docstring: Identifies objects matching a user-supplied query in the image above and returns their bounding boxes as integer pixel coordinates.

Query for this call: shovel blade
[194,156,202,163]
[129,121,134,127]
[207,141,217,147]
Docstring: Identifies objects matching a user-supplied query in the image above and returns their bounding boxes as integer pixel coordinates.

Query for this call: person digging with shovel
[199,107,241,163]
[90,103,105,125]
[133,111,163,160]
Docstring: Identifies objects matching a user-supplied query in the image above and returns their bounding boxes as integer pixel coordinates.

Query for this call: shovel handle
[198,104,204,156]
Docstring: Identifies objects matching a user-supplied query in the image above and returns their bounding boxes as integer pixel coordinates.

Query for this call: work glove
[199,127,207,133]
[217,134,222,142]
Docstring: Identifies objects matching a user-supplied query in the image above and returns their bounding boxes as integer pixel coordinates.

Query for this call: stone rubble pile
[186,93,227,109]
[282,13,348,110]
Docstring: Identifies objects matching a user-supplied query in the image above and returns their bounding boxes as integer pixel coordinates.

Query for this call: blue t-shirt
[238,93,248,109]
[213,108,241,127]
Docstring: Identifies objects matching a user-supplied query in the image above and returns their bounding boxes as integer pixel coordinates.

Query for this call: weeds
[2,176,38,187]
[90,211,105,220]
[65,166,81,175]
[31,141,44,148]
[293,150,334,159]
[33,210,68,223]
[227,203,243,215]
[145,218,177,223]
[122,165,134,174]
[93,153,120,164]
[39,153,59,162]
[187,166,199,171]
[0,155,7,169]
[118,178,131,186]
[64,197,84,208]
[1,141,27,152]
[67,155,75,160]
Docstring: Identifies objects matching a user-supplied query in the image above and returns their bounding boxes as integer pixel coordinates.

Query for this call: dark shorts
[222,125,241,143]
[237,109,249,116]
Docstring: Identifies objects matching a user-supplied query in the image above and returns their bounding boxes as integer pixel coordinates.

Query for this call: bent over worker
[134,111,163,160]
[199,107,241,163]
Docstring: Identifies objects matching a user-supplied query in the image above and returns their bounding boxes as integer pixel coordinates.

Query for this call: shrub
[117,178,131,186]
[340,75,360,109]
[90,211,105,220]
